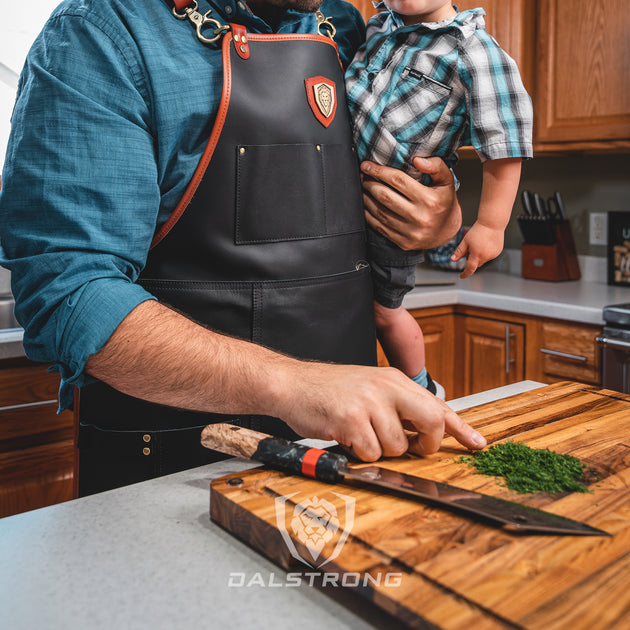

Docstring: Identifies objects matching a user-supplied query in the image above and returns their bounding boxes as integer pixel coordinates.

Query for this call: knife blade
[521,190,535,217]
[553,191,567,219]
[201,423,609,536]
[532,192,548,218]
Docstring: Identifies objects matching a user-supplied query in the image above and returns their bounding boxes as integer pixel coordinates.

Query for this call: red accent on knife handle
[301,448,326,478]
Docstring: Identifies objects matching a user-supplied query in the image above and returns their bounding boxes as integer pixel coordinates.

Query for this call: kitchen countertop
[407,268,630,325]
[2,269,626,360]
[0,381,543,630]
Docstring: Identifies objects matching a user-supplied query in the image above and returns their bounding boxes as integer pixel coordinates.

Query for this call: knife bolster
[253,438,346,483]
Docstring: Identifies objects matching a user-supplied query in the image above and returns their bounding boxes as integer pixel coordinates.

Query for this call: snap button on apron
[143,434,151,443]
[143,447,151,456]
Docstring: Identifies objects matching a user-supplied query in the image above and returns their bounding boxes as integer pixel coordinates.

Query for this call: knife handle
[201,423,347,483]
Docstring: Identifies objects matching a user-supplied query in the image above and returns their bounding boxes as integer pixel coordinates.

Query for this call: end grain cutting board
[210,382,630,629]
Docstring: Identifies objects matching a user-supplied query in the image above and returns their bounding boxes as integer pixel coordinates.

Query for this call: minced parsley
[459,440,596,494]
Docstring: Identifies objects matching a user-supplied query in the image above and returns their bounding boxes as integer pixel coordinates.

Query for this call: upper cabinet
[534,0,630,151]
[347,0,630,154]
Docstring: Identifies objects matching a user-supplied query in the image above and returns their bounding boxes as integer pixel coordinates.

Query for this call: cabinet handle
[505,326,515,374]
[596,336,630,350]
[0,399,57,413]
[540,348,587,363]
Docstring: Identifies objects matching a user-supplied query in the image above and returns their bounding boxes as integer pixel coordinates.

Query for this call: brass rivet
[316,145,321,151]
[142,447,151,456]
[239,44,247,53]
[234,34,240,42]
[143,434,151,443]
[242,36,247,43]
[239,147,246,154]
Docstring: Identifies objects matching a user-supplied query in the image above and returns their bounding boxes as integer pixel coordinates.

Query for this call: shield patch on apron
[305,75,337,128]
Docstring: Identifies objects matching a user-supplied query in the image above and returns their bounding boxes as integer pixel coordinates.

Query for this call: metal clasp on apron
[172,0,230,45]
[315,10,336,41]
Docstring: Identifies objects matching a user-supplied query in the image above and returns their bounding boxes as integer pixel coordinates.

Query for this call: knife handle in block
[201,423,347,483]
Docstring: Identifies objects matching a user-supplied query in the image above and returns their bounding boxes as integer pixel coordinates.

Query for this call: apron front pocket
[235,142,364,244]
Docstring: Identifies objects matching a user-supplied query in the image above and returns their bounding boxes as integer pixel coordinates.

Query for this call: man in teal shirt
[0,0,485,493]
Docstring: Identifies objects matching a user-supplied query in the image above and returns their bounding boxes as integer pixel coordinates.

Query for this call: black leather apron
[77,20,376,495]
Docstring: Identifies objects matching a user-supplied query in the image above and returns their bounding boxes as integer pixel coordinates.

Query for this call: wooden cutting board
[210,382,630,629]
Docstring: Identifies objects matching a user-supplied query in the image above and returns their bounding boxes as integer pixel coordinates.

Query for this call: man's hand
[361,156,461,251]
[273,361,487,461]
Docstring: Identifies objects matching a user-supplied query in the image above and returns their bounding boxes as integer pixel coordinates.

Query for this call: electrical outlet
[589,212,607,246]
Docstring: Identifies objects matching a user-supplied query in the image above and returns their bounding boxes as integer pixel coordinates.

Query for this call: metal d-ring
[172,0,230,45]
[315,10,336,41]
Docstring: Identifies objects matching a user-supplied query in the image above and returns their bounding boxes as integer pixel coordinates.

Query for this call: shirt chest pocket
[380,67,452,145]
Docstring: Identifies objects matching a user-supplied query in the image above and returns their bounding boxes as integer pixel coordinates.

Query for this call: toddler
[345,0,533,396]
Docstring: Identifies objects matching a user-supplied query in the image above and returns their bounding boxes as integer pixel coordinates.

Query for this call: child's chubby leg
[374,300,426,379]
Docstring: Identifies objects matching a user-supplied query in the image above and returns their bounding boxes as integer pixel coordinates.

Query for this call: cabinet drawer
[540,321,600,384]
[0,364,61,406]
[0,402,74,450]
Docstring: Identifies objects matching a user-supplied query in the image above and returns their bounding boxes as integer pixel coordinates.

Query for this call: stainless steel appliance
[597,303,630,394]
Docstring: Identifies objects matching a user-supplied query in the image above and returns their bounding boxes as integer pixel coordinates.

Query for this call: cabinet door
[536,0,630,145]
[413,312,456,398]
[461,316,525,395]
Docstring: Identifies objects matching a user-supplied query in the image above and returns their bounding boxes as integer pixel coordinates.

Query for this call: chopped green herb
[458,440,596,494]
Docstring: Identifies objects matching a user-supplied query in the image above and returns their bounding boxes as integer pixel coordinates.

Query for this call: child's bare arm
[451,158,521,279]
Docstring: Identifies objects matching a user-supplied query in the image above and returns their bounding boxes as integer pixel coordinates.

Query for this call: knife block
[521,220,581,281]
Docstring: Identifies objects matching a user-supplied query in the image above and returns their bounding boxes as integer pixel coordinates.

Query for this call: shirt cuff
[475,140,534,162]
[54,279,157,411]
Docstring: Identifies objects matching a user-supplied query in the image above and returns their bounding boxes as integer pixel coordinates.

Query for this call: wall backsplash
[455,153,630,259]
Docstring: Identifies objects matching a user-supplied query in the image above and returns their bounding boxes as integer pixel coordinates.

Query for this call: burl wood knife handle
[201,423,347,483]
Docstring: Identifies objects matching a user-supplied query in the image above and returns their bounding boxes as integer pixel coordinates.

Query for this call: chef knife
[532,192,548,218]
[201,424,609,536]
[553,191,567,219]
[521,190,535,217]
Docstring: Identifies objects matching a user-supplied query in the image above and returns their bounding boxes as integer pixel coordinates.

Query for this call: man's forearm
[85,298,487,460]
[85,299,293,417]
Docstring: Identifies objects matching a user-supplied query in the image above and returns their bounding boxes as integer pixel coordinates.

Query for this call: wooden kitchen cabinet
[535,0,630,151]
[459,314,525,396]
[402,304,601,399]
[457,0,629,152]
[539,320,601,384]
[0,358,75,518]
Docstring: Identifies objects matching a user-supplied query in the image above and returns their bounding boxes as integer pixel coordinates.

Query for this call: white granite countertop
[0,381,543,630]
[406,268,630,325]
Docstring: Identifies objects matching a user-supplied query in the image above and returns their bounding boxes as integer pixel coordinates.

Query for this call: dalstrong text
[227,571,404,588]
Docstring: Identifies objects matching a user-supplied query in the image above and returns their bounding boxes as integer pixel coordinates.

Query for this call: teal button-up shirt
[0,0,365,409]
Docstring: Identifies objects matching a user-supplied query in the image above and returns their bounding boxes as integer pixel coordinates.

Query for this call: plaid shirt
[345,6,533,174]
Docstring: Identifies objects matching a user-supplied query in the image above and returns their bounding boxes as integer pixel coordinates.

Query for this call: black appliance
[597,304,630,394]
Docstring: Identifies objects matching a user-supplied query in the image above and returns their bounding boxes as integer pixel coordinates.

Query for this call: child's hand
[450,223,504,279]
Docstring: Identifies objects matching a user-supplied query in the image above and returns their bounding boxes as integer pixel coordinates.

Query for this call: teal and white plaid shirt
[345,6,533,175]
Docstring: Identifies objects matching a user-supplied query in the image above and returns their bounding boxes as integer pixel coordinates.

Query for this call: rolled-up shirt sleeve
[0,11,159,409]
[457,31,534,161]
